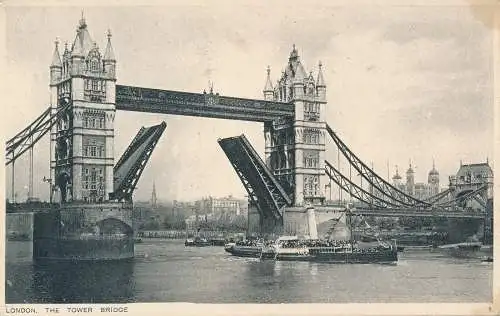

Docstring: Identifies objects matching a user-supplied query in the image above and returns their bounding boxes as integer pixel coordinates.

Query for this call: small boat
[437,241,487,259]
[224,240,265,257]
[210,237,226,246]
[185,236,211,247]
[481,256,493,263]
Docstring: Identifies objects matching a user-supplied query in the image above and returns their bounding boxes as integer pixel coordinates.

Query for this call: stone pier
[33,202,134,261]
[248,204,347,239]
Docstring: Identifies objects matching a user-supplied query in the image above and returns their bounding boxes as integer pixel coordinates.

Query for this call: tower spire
[104,28,116,61]
[264,66,273,92]
[289,44,299,61]
[50,38,62,68]
[79,10,87,29]
[72,27,84,57]
[316,61,325,87]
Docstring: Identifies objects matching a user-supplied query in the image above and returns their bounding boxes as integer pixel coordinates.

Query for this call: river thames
[5,239,492,303]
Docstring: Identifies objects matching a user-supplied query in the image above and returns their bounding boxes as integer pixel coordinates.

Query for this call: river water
[5,240,492,303]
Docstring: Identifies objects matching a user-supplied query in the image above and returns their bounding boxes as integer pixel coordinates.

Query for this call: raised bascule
[6,17,493,261]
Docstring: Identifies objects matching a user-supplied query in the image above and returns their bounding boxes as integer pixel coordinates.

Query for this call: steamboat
[224,236,397,263]
[224,210,398,264]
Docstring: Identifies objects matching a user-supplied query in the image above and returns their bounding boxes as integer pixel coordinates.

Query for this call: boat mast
[346,205,354,242]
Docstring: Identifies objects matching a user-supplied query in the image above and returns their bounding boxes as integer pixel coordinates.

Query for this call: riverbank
[136,230,245,239]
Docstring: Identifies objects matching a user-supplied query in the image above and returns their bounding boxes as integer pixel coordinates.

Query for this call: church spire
[50,38,62,68]
[104,29,116,61]
[151,182,157,208]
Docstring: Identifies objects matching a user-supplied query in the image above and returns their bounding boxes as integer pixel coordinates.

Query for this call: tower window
[303,129,320,144]
[84,79,106,102]
[304,102,320,121]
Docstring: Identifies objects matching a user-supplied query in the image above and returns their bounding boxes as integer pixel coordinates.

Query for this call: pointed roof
[71,14,94,57]
[392,166,402,180]
[317,61,326,87]
[264,66,273,92]
[281,45,308,84]
[104,29,116,61]
[50,39,62,68]
[294,62,307,81]
[407,163,414,174]
[429,159,439,175]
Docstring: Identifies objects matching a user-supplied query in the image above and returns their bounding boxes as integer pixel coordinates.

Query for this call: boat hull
[224,245,263,257]
[225,245,398,264]
[437,243,492,259]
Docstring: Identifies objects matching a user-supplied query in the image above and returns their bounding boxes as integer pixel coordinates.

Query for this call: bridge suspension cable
[5,101,71,166]
[325,123,431,208]
[433,185,488,208]
[423,188,453,204]
[324,160,402,209]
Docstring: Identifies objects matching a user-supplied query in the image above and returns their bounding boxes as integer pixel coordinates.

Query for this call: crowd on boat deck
[279,239,355,249]
[233,238,393,252]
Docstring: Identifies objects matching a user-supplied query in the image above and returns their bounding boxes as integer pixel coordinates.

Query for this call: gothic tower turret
[316,61,326,101]
[50,40,62,85]
[264,45,327,207]
[263,66,274,101]
[392,166,402,186]
[50,15,117,203]
[406,162,415,196]
[103,29,116,80]
[427,160,440,196]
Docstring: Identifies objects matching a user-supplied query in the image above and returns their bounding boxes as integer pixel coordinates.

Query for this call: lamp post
[43,176,53,203]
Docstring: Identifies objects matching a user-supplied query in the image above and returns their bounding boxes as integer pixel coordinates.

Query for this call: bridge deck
[317,204,485,219]
[115,85,295,122]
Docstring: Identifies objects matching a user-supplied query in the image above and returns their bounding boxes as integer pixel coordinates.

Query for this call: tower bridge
[5,16,493,260]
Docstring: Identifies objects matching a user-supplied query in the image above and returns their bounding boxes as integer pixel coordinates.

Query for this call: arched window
[91,60,99,72]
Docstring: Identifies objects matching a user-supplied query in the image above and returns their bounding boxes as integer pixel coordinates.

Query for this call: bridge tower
[50,16,116,203]
[263,45,327,207]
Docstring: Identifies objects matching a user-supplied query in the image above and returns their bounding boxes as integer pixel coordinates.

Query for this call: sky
[3,2,495,203]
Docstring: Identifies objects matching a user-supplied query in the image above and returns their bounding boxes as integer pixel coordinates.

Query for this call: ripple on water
[5,240,493,303]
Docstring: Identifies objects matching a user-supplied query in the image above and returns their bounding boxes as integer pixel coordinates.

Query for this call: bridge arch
[96,218,133,237]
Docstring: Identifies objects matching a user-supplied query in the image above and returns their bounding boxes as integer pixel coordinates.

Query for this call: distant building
[172,200,196,217]
[196,196,242,219]
[391,161,441,199]
[449,161,493,199]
